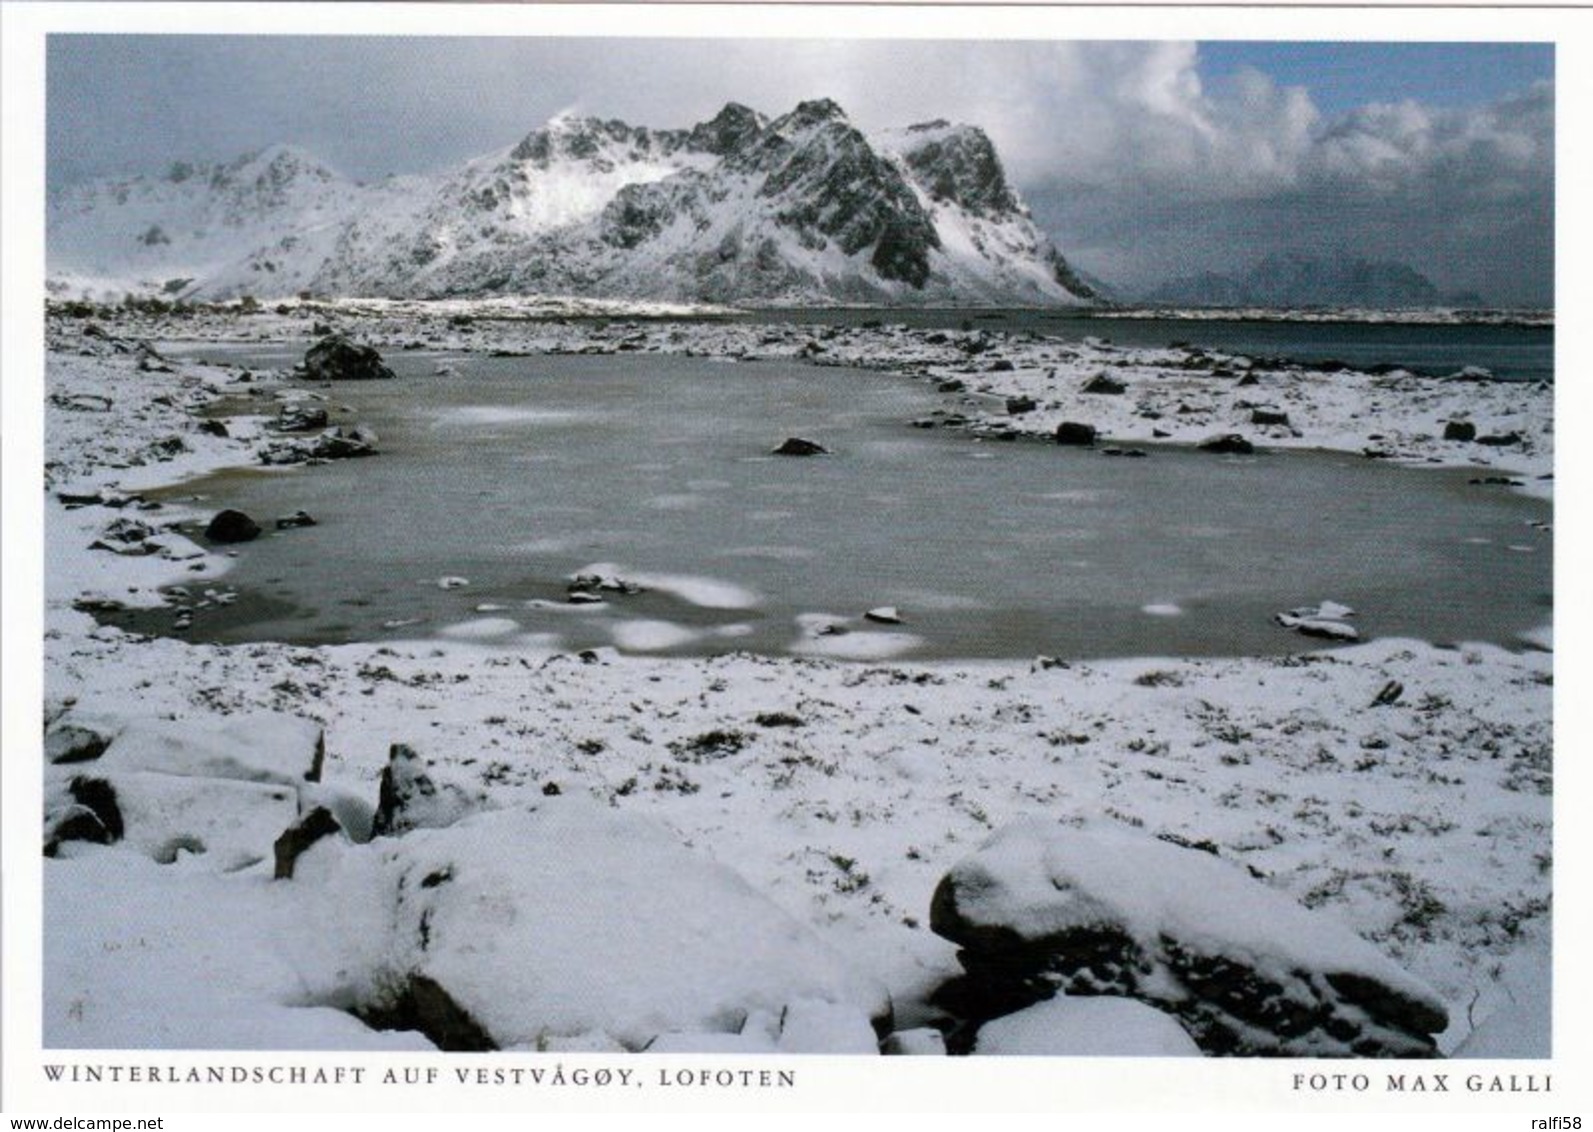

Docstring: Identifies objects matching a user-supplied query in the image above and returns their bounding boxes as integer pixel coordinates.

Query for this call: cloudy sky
[47,36,1553,304]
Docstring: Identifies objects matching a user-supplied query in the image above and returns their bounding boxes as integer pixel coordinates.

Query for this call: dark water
[139,349,1552,661]
[725,309,1554,384]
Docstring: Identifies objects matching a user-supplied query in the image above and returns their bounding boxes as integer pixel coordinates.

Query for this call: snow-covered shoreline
[40,303,1553,1056]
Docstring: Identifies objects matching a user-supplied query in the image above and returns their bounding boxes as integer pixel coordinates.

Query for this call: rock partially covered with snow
[301,335,395,382]
[974,995,1201,1057]
[1275,601,1359,642]
[92,712,326,786]
[354,801,890,1050]
[930,821,1448,1057]
[370,743,489,837]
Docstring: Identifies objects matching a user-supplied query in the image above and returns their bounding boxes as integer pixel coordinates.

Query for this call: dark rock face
[773,437,829,456]
[302,335,395,382]
[205,509,262,544]
[1199,434,1255,455]
[1476,431,1524,447]
[1443,420,1478,442]
[751,105,941,289]
[273,805,344,879]
[896,123,1020,219]
[1054,422,1098,446]
[1005,395,1038,415]
[1250,408,1290,427]
[929,824,1448,1058]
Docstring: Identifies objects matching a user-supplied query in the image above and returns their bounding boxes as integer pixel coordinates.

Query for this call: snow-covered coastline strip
[39,305,1552,1056]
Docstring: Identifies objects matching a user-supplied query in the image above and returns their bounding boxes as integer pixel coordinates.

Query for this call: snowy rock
[1081,372,1126,395]
[94,713,326,787]
[645,1029,778,1053]
[276,403,330,432]
[204,509,262,544]
[882,1027,948,1055]
[301,335,396,382]
[370,743,488,837]
[351,802,890,1050]
[60,771,298,872]
[89,517,162,556]
[775,999,882,1054]
[274,806,346,880]
[864,606,904,625]
[435,576,470,590]
[773,437,829,457]
[973,995,1201,1057]
[930,821,1448,1057]
[1275,603,1359,642]
[44,714,120,765]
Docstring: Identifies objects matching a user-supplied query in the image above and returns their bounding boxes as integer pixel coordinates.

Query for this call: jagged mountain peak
[49,98,1096,307]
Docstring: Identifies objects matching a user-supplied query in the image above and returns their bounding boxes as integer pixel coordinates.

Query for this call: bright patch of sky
[1196,42,1552,116]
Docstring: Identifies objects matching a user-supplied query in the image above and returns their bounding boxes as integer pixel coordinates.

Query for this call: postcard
[2,2,1585,1121]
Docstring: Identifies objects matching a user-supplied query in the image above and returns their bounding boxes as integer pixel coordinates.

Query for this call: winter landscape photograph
[11,14,1564,1107]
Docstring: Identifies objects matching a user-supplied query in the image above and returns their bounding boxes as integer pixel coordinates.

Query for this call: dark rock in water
[1475,431,1523,448]
[773,437,829,456]
[205,509,262,544]
[1198,434,1254,456]
[1443,420,1478,442]
[302,334,396,382]
[1470,476,1524,487]
[277,403,330,432]
[1081,372,1127,395]
[274,806,344,880]
[1250,408,1290,427]
[90,517,161,556]
[276,510,318,530]
[316,424,380,459]
[929,822,1447,1057]
[262,425,380,465]
[1054,421,1097,446]
[1005,395,1037,415]
[1102,447,1147,458]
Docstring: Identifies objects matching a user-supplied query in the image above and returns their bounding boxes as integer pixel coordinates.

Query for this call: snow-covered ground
[37,303,1552,1056]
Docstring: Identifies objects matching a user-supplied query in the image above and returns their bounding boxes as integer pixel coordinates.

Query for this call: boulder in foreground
[353,801,891,1051]
[930,821,1447,1057]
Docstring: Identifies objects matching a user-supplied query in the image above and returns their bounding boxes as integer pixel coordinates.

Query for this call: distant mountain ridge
[47,100,1095,308]
[1144,253,1478,309]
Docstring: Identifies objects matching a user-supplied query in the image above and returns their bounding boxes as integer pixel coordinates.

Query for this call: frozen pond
[145,348,1552,660]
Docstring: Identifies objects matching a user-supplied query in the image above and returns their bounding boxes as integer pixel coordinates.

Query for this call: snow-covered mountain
[48,100,1095,307]
[1144,253,1452,309]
